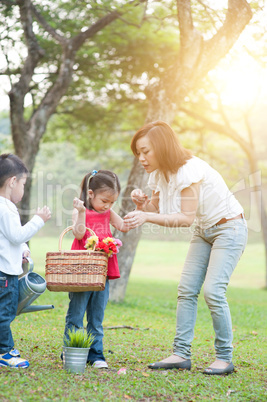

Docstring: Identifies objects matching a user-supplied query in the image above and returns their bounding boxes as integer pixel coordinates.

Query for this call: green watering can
[16,257,54,315]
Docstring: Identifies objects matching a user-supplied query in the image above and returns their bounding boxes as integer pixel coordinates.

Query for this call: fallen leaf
[226,389,236,397]
[124,395,132,399]
[142,372,150,377]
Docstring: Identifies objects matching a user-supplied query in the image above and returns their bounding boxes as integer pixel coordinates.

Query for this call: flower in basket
[85,235,99,250]
[85,236,122,257]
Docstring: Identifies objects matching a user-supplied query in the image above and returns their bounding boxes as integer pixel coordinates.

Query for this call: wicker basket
[45,227,108,292]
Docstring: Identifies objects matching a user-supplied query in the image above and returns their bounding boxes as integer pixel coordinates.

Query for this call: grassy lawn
[1,238,266,401]
[30,236,266,289]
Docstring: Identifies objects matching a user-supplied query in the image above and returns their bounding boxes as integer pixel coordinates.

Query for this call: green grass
[1,238,266,401]
[30,236,266,289]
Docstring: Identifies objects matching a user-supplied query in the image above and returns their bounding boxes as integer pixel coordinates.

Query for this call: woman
[124,121,247,375]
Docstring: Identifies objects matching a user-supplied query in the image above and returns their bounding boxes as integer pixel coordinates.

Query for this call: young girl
[63,169,130,369]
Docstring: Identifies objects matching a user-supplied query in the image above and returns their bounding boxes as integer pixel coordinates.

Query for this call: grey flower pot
[62,346,89,374]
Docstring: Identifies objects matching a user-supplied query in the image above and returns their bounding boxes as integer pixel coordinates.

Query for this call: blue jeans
[173,219,248,362]
[0,272,19,354]
[64,280,109,364]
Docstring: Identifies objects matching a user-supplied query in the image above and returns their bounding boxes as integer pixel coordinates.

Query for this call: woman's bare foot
[159,354,187,364]
[208,359,231,369]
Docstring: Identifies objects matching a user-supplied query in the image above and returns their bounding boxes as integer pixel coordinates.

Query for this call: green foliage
[63,328,94,349]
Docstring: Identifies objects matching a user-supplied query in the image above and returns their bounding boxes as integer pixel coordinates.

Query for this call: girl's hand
[73,197,86,212]
[124,210,147,229]
[36,206,51,222]
[131,189,149,210]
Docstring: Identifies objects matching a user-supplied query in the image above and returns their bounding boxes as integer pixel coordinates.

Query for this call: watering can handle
[24,257,34,273]
[58,226,97,251]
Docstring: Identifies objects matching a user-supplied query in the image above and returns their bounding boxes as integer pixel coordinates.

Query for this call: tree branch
[31,3,66,45]
[104,325,150,331]
[196,0,224,25]
[0,0,15,6]
[71,0,147,49]
[71,10,121,51]
[180,106,251,156]
[177,0,194,43]
[197,0,253,79]
[177,0,203,68]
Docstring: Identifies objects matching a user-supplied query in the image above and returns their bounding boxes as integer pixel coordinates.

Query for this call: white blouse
[148,156,243,229]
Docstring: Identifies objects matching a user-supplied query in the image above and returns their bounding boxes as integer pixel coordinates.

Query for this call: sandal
[203,362,234,375]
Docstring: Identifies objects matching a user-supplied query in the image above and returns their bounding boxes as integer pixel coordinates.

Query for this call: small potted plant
[63,328,94,374]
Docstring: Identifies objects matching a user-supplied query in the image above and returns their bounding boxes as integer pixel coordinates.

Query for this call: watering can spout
[19,305,54,314]
[16,257,55,316]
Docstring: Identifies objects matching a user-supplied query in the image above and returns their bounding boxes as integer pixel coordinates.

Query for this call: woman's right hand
[131,189,149,210]
[73,197,86,212]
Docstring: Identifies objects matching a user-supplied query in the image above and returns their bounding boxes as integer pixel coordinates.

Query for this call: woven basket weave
[45,227,108,292]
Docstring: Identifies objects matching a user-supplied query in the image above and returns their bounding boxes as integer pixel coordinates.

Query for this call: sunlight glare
[213,54,266,108]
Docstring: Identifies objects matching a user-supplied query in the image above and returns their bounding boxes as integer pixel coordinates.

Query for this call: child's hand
[124,210,147,228]
[22,250,31,263]
[73,197,86,212]
[131,189,149,210]
[36,206,51,222]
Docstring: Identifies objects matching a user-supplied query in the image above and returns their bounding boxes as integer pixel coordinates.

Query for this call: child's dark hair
[80,170,121,209]
[0,153,28,188]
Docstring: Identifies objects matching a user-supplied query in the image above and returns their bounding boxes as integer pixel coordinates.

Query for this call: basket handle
[58,226,97,251]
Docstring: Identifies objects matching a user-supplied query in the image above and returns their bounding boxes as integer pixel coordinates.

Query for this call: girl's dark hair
[131,121,192,175]
[0,153,28,188]
[80,170,121,209]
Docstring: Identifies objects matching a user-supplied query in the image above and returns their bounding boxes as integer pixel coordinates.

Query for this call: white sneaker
[92,360,108,369]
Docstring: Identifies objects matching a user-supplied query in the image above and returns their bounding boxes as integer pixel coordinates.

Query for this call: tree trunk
[110,158,148,302]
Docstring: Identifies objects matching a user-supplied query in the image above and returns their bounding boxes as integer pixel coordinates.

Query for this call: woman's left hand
[124,210,147,229]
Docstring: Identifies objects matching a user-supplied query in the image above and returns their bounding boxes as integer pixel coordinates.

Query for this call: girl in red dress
[63,170,129,369]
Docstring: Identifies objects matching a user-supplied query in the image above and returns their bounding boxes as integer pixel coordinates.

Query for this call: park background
[0,1,266,401]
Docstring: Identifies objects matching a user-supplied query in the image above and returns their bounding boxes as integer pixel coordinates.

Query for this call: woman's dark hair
[131,121,192,174]
[80,170,121,209]
[0,153,28,188]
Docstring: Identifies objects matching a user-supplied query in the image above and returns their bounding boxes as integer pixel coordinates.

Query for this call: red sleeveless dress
[71,209,120,279]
